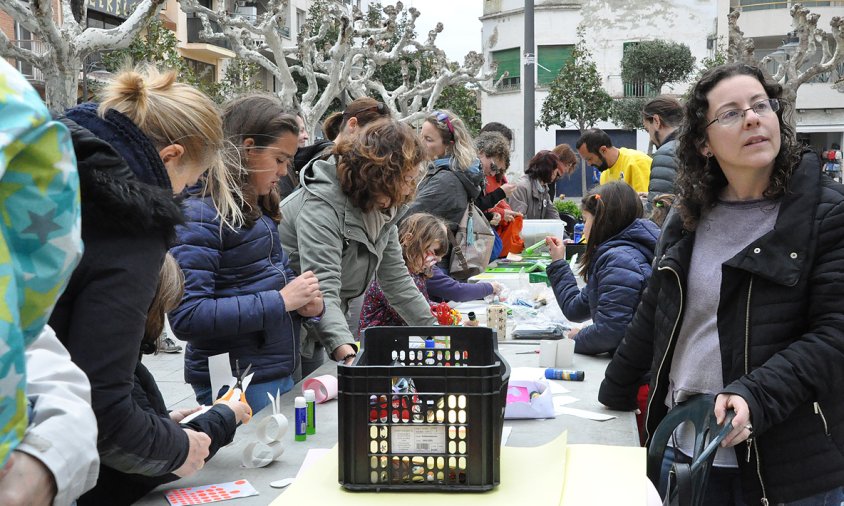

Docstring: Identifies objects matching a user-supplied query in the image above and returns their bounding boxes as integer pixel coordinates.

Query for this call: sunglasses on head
[433,111,455,138]
[344,102,387,119]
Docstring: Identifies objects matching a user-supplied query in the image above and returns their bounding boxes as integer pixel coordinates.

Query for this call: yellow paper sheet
[272,435,646,506]
[272,432,568,505]
[561,444,646,506]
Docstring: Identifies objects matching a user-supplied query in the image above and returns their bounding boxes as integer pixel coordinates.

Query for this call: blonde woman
[405,110,483,272]
[49,66,248,505]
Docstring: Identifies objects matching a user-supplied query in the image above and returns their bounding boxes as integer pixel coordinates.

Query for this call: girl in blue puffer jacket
[170,95,324,412]
[545,181,659,356]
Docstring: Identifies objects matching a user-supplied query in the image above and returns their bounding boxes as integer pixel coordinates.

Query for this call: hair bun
[113,70,148,104]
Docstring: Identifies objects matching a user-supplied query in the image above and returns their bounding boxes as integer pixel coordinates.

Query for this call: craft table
[137,343,639,505]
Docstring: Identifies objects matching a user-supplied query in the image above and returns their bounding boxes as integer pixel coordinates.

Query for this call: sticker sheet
[164,480,259,505]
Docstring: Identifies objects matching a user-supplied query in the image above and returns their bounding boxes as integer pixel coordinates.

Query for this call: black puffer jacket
[49,107,233,505]
[647,132,678,202]
[600,152,844,504]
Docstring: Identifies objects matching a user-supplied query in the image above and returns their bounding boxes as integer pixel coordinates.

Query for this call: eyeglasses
[705,98,780,129]
[433,111,455,138]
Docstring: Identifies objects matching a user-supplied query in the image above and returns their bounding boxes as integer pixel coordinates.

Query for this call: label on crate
[390,425,446,454]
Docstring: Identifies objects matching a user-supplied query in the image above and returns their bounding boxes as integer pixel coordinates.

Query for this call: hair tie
[594,194,602,200]
[654,201,664,208]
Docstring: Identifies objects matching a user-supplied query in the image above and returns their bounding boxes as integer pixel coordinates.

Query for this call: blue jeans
[778,487,844,506]
[192,375,294,412]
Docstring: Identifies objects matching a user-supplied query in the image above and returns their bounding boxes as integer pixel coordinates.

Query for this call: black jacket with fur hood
[49,110,235,505]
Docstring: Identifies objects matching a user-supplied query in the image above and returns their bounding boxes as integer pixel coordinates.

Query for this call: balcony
[183,17,236,59]
[186,17,231,50]
[623,80,657,98]
[8,40,46,82]
[496,76,521,92]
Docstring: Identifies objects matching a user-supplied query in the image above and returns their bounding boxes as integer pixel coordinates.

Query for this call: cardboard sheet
[271,433,569,505]
[561,444,646,505]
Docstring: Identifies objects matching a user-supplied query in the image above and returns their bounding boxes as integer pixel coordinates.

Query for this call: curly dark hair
[675,63,800,231]
[334,118,426,212]
[525,150,561,185]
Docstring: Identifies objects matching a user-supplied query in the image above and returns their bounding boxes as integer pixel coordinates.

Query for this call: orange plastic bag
[497,214,525,257]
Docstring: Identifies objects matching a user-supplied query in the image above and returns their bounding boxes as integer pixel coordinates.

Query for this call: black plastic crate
[338,326,510,491]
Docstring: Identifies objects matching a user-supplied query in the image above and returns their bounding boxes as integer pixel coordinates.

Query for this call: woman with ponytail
[545,181,659,355]
[49,65,250,505]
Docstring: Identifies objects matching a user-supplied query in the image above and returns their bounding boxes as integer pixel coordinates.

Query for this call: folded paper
[302,375,338,403]
[504,379,555,419]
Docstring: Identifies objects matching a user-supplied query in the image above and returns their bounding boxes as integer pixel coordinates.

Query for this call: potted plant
[554,198,582,237]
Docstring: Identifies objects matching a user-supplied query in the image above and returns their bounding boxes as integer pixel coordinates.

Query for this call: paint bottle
[486,296,507,341]
[304,389,316,435]
[544,368,585,381]
[294,396,307,441]
[465,311,479,327]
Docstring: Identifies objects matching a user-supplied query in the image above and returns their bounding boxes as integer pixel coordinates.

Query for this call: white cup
[539,340,557,368]
[555,338,575,368]
[256,414,289,443]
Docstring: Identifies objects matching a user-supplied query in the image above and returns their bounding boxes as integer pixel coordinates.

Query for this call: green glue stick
[304,389,316,435]
[294,396,307,441]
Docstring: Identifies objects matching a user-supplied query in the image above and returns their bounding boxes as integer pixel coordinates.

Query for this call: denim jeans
[778,487,844,506]
[659,446,745,506]
[192,375,294,413]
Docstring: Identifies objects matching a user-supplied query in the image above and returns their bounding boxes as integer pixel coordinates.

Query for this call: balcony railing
[731,0,842,11]
[623,80,657,98]
[496,76,521,91]
[8,40,47,82]
[186,17,231,50]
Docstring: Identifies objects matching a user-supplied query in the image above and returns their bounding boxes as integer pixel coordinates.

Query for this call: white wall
[481,0,718,175]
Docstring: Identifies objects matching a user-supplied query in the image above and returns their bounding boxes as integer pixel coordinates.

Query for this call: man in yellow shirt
[576,128,652,193]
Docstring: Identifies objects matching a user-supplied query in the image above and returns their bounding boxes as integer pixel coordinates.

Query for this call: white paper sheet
[556,406,617,421]
[208,352,235,401]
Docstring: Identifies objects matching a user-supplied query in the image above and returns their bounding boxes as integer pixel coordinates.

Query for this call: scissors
[215,360,253,418]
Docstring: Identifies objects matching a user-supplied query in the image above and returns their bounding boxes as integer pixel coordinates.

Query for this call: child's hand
[545,236,566,262]
[489,214,502,226]
[490,282,503,295]
[280,271,320,311]
[567,327,580,339]
[424,254,440,269]
[297,293,324,317]
[503,209,521,222]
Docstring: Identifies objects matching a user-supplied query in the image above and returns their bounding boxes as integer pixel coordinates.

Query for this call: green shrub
[554,198,582,220]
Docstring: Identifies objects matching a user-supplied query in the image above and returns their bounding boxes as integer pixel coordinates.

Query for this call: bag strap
[447,227,469,272]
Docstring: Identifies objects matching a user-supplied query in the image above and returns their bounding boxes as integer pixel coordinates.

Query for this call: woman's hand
[567,327,580,339]
[0,452,57,506]
[332,343,357,364]
[546,236,566,262]
[280,271,321,312]
[170,406,202,423]
[715,393,753,447]
[489,213,502,226]
[502,209,521,222]
[490,282,503,295]
[500,183,517,197]
[297,293,324,318]
[217,399,253,425]
[173,429,211,477]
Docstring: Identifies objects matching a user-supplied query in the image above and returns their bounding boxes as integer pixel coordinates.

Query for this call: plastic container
[520,219,566,246]
[573,222,585,244]
[338,326,510,491]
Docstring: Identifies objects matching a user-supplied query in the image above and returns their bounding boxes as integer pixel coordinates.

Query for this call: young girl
[545,181,659,355]
[358,212,499,332]
[170,94,323,412]
[94,254,250,505]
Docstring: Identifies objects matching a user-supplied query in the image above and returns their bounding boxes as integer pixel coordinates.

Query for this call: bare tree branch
[76,0,166,55]
[0,0,39,33]
[0,27,48,68]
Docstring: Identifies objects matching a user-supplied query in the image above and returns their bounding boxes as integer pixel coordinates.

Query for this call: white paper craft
[504,379,555,419]
[208,353,236,401]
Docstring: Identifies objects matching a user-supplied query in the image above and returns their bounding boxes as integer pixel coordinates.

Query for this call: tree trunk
[43,61,81,114]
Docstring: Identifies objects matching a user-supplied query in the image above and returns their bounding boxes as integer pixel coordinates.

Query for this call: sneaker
[160,336,183,354]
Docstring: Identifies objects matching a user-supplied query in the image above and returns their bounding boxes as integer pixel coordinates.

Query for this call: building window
[297,8,306,34]
[492,47,520,91]
[537,44,574,86]
[86,10,122,29]
[185,58,217,85]
[737,0,828,11]
[622,42,657,97]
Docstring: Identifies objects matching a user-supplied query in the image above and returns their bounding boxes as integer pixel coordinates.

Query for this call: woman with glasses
[279,118,437,375]
[599,63,844,505]
[510,150,565,220]
[406,110,486,278]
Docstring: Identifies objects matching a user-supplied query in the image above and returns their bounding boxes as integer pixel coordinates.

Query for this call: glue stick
[294,396,307,441]
[545,368,585,381]
[304,389,316,435]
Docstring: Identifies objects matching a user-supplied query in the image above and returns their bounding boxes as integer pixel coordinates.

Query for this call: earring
[705,151,713,158]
